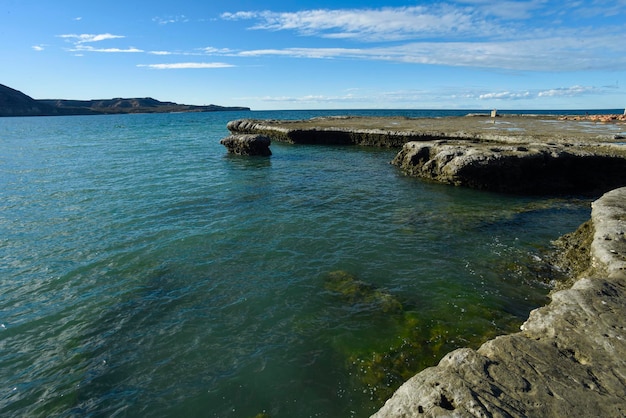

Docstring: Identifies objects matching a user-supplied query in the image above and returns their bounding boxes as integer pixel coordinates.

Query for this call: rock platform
[227,115,626,195]
[225,114,626,416]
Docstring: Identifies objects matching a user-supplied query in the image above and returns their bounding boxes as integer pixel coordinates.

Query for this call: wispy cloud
[222,6,494,42]
[537,85,602,97]
[202,47,235,54]
[152,15,189,25]
[476,84,614,101]
[58,33,125,44]
[221,2,626,43]
[137,62,235,69]
[217,3,626,72]
[248,83,616,107]
[32,45,45,51]
[222,33,626,72]
[71,45,143,53]
[479,91,533,100]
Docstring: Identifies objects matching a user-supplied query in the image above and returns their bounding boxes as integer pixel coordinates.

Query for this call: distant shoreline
[0,83,250,117]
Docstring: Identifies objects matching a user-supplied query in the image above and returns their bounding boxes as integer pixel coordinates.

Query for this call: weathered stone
[227,115,626,194]
[220,134,272,156]
[372,187,626,418]
[392,141,626,195]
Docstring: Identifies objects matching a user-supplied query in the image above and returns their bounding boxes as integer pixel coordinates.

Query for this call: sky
[1,0,625,110]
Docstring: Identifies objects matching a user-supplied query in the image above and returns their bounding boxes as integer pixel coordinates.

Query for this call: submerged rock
[324,270,403,314]
[220,134,272,156]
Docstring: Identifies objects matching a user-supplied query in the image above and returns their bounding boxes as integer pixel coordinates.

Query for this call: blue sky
[2,0,625,110]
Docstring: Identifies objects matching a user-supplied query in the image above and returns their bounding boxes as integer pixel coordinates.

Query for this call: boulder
[220,134,272,156]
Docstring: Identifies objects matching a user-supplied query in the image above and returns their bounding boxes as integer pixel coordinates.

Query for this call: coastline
[225,115,626,416]
[372,187,626,417]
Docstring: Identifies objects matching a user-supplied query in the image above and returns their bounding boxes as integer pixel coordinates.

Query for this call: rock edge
[227,116,626,195]
[220,134,272,156]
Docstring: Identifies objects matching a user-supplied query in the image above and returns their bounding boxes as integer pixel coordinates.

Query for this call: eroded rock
[220,134,272,156]
[392,141,626,195]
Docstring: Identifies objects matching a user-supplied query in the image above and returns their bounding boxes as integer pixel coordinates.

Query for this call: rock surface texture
[371,187,626,418]
[220,134,272,156]
[391,141,626,195]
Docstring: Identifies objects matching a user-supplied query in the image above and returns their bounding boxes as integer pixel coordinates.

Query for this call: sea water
[1,110,594,417]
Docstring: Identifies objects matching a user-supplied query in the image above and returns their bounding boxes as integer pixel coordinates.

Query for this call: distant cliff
[0,84,250,117]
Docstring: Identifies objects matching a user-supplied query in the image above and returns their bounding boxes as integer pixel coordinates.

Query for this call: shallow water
[1,111,592,417]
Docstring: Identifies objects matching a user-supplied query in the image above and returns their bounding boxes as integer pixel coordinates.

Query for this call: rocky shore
[226,115,626,416]
[227,115,626,195]
[372,186,626,417]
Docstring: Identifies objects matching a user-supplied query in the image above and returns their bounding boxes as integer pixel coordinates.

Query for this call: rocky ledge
[226,115,626,415]
[227,115,626,195]
[392,141,626,195]
[372,187,626,417]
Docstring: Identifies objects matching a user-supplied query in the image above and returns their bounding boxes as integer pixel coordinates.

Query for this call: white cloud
[475,85,609,101]
[222,6,494,42]
[455,0,547,19]
[479,91,532,100]
[202,47,235,54]
[32,45,45,51]
[152,15,189,25]
[537,85,598,97]
[71,45,143,53]
[222,2,626,43]
[218,3,626,72]
[137,62,235,69]
[230,32,626,72]
[58,33,125,44]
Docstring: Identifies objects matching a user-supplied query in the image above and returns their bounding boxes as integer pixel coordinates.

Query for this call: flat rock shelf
[227,115,626,195]
[226,114,626,417]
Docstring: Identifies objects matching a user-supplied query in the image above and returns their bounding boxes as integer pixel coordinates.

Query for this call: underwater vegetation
[322,270,537,405]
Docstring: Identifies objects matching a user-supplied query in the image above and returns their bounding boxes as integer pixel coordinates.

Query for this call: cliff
[372,187,626,417]
[0,83,250,117]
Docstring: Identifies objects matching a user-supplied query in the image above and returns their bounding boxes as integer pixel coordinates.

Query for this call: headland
[0,83,250,117]
[226,114,626,416]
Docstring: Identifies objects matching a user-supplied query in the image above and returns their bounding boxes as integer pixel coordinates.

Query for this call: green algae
[324,270,404,314]
[321,270,530,406]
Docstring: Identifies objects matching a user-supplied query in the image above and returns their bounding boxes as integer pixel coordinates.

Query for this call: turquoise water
[1,111,591,417]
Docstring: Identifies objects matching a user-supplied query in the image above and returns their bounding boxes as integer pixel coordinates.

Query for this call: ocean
[0,110,598,417]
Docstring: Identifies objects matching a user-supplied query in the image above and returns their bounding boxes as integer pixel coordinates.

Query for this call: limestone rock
[220,134,272,156]
[392,141,626,195]
[372,187,626,418]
